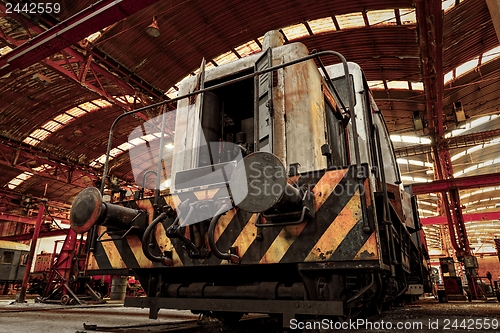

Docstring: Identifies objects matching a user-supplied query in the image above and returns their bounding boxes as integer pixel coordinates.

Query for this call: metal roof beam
[0,139,100,189]
[421,211,500,225]
[0,0,160,78]
[0,229,68,241]
[395,128,500,157]
[411,172,500,194]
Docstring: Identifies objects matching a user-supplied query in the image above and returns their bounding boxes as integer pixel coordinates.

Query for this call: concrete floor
[0,296,499,332]
[0,298,197,333]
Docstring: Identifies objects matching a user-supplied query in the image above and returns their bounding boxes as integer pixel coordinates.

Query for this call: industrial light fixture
[412,111,424,131]
[146,16,160,37]
[453,101,466,123]
[32,73,51,86]
[73,124,83,137]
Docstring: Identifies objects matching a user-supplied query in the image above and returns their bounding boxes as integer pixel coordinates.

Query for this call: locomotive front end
[69,30,429,326]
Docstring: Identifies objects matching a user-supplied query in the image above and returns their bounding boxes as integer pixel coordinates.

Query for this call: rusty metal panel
[283,43,327,172]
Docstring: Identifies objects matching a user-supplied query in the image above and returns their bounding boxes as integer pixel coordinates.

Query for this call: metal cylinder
[110,276,127,300]
[235,132,246,144]
[263,30,284,50]
[70,187,140,233]
[230,152,302,213]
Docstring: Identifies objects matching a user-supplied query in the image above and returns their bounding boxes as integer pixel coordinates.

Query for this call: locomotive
[70,30,430,326]
[0,240,29,293]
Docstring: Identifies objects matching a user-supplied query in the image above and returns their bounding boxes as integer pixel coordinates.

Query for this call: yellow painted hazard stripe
[305,190,361,261]
[354,232,379,260]
[100,233,127,269]
[312,169,348,211]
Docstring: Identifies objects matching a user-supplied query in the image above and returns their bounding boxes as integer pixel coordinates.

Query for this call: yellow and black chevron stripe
[86,165,381,273]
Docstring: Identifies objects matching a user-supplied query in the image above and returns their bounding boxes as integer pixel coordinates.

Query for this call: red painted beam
[0,0,160,77]
[411,172,500,194]
[421,211,500,225]
[0,212,69,225]
[0,212,41,224]
[0,228,68,241]
[395,128,500,157]
[0,139,100,189]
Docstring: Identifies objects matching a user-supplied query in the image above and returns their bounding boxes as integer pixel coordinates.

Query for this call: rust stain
[259,218,308,263]
[354,233,379,260]
[223,213,258,264]
[135,198,154,223]
[364,178,372,206]
[87,253,99,270]
[156,222,183,267]
[312,169,348,211]
[127,236,154,268]
[305,190,361,262]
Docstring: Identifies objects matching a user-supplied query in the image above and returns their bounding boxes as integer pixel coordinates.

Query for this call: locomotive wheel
[60,294,70,305]
[212,311,244,325]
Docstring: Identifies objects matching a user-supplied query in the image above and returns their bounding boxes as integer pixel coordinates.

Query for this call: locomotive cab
[69,30,430,326]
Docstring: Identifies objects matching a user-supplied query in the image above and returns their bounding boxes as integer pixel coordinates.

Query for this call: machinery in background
[30,229,102,305]
[0,240,29,295]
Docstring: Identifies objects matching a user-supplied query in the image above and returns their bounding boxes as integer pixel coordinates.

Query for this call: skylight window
[366,9,397,26]
[367,80,385,89]
[454,158,500,177]
[282,23,310,40]
[410,82,424,91]
[455,58,478,77]
[66,107,87,118]
[451,138,500,161]
[335,12,366,29]
[7,172,34,190]
[418,201,438,207]
[444,71,453,84]
[235,40,261,57]
[23,99,113,146]
[482,45,500,64]
[418,208,438,216]
[442,0,456,12]
[397,158,433,167]
[42,120,63,132]
[445,115,499,138]
[399,9,417,25]
[460,186,500,199]
[28,129,52,142]
[213,50,239,66]
[386,81,409,89]
[53,114,73,124]
[401,175,431,183]
[307,17,335,34]
[90,132,166,168]
[390,135,432,144]
[0,45,12,56]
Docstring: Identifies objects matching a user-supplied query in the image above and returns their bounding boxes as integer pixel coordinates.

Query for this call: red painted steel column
[15,199,46,303]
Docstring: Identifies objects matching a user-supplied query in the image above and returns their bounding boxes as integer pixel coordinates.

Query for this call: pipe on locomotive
[70,187,144,234]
